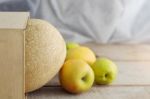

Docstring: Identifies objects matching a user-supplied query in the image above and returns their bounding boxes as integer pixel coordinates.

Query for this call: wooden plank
[114,61,150,85]
[46,61,150,86]
[27,86,150,99]
[0,30,25,99]
[83,42,150,61]
[0,12,29,29]
[27,43,150,99]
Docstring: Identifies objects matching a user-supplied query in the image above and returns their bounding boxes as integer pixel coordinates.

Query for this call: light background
[0,0,150,44]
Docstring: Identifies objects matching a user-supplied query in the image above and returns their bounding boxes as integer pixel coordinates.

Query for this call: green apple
[91,58,117,84]
[59,59,94,94]
[66,42,80,50]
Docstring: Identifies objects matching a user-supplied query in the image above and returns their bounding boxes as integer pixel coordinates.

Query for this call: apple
[66,42,80,50]
[59,59,94,94]
[66,46,96,65]
[91,58,118,84]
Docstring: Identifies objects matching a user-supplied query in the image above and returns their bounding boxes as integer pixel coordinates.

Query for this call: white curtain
[0,0,150,44]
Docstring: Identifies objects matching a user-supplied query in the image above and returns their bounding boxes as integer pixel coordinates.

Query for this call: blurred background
[0,0,150,44]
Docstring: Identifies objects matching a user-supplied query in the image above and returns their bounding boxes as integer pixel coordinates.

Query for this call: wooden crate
[0,12,29,99]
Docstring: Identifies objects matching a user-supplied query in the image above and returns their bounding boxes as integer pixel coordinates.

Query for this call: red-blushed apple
[59,59,94,94]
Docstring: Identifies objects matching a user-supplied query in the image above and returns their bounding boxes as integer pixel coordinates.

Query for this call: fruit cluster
[59,42,118,94]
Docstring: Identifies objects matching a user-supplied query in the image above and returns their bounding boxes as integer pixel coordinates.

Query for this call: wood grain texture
[0,30,25,99]
[27,86,150,99]
[46,61,150,86]
[83,42,150,61]
[27,42,150,99]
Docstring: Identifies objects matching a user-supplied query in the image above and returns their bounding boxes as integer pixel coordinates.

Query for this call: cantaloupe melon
[25,19,66,93]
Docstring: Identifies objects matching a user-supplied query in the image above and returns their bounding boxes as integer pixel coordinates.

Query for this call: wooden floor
[27,42,150,99]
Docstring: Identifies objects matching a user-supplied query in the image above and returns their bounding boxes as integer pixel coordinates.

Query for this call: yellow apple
[66,46,96,65]
[91,58,118,84]
[66,42,80,50]
[59,59,94,94]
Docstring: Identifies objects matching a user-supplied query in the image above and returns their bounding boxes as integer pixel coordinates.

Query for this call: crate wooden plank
[46,61,150,86]
[0,30,25,99]
[27,86,150,99]
[83,42,150,61]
